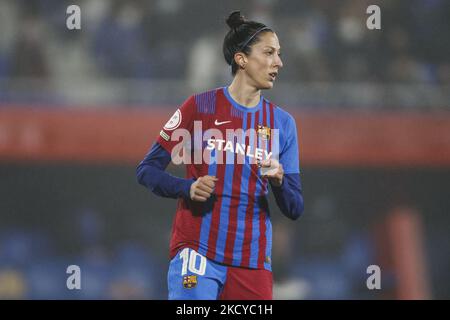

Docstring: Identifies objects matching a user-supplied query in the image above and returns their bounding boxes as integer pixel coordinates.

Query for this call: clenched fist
[190,175,218,202]
[260,159,284,187]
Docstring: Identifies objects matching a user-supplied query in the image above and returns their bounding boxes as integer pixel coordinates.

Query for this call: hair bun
[226,11,245,29]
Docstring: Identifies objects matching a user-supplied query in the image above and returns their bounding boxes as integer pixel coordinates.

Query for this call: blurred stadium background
[0,0,449,299]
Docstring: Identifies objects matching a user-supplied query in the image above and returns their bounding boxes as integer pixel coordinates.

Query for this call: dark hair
[223,11,273,76]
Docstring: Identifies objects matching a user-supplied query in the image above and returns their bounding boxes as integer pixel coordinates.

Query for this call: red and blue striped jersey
[154,87,301,271]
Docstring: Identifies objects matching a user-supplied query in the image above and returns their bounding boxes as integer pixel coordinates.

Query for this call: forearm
[136,143,194,199]
[270,173,304,220]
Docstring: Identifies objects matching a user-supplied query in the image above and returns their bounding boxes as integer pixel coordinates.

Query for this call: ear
[234,52,247,68]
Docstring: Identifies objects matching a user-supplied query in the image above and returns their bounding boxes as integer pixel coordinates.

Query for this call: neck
[228,75,261,107]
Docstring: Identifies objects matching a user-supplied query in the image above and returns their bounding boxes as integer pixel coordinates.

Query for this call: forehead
[254,32,281,50]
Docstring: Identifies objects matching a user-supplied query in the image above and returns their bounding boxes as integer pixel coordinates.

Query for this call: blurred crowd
[0,207,377,300]
[0,0,449,107]
[0,208,166,299]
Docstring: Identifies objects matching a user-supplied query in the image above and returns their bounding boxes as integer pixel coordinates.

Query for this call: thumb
[261,159,272,167]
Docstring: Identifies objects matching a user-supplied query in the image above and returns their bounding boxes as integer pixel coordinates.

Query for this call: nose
[275,53,283,69]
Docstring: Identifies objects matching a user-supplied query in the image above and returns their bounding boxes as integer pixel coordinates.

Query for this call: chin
[259,81,274,90]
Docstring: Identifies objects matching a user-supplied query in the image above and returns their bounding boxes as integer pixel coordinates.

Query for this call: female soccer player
[137,11,304,300]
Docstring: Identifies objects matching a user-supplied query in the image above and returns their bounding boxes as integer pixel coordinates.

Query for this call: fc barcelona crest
[183,275,198,289]
[257,125,271,140]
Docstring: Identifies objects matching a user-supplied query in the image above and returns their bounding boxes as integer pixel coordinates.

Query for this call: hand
[190,175,218,202]
[260,159,284,187]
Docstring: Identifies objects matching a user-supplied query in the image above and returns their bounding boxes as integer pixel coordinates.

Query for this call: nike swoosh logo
[214,120,232,126]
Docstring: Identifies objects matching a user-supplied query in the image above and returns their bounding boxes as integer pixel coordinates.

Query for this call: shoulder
[179,88,220,105]
[264,98,296,126]
[180,88,220,109]
[192,88,222,101]
[188,88,222,114]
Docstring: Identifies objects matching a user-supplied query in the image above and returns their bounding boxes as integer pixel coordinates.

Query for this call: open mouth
[269,72,278,81]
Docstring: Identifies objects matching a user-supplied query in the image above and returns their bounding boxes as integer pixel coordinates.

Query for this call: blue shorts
[167,247,272,300]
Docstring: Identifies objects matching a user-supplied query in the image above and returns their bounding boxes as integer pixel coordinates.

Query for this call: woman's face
[241,32,283,90]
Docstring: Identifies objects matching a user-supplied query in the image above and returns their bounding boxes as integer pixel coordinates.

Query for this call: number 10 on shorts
[180,248,207,276]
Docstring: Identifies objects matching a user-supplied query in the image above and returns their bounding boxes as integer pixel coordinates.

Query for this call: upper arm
[279,114,300,174]
[156,95,196,156]
[139,142,172,170]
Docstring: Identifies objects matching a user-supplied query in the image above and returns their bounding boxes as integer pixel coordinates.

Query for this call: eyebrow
[263,46,281,51]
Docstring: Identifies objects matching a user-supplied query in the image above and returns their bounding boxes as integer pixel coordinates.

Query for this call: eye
[278,52,282,57]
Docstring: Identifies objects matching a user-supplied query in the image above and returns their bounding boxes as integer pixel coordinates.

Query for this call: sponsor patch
[160,130,170,141]
[164,109,182,131]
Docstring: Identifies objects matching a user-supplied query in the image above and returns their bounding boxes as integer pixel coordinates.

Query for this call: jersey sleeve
[156,95,196,155]
[270,173,304,220]
[279,114,300,174]
[136,142,194,199]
